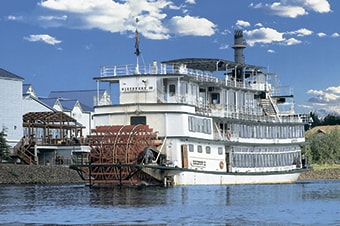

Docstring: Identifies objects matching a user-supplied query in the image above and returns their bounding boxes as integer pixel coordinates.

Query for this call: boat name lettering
[121,86,154,93]
[191,160,206,167]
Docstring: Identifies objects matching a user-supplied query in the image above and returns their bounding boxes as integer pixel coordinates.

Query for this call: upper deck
[95,58,292,98]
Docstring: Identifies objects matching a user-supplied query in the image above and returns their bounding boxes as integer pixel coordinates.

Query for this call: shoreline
[298,168,340,180]
[0,164,339,185]
[0,164,85,185]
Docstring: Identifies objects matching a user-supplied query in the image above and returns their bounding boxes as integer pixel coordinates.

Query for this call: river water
[0,180,339,225]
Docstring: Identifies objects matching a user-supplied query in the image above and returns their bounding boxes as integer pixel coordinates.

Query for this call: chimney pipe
[232,30,246,64]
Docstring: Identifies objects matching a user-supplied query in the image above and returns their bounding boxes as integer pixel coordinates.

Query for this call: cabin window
[188,144,194,152]
[218,147,223,155]
[197,145,203,153]
[191,84,197,96]
[205,146,211,154]
[199,88,206,104]
[130,116,146,125]
[180,82,188,95]
[211,93,220,104]
[169,84,176,96]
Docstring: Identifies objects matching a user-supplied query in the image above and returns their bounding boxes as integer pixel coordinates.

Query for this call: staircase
[12,137,38,165]
[260,98,276,116]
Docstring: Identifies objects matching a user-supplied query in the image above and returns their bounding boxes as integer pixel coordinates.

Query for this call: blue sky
[1,0,339,115]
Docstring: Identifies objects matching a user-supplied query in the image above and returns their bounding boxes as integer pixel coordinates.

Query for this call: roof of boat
[161,58,264,72]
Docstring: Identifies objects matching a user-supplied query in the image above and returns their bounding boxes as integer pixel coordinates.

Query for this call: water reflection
[89,186,169,207]
[0,181,339,225]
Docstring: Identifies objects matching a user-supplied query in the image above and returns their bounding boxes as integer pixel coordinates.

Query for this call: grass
[311,163,340,171]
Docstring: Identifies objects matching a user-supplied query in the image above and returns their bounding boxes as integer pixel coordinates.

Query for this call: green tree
[0,128,10,162]
[307,127,340,164]
[323,114,340,126]
[310,111,321,128]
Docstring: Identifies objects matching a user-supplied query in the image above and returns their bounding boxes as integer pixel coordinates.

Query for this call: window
[169,84,176,96]
[206,146,211,154]
[211,93,220,104]
[130,116,146,125]
[188,144,194,152]
[180,82,188,95]
[218,147,223,155]
[197,145,203,153]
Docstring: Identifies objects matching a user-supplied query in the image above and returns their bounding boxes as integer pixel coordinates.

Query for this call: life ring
[226,132,231,140]
[219,161,224,169]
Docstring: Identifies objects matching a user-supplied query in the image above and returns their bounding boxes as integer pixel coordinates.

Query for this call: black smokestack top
[232,30,246,64]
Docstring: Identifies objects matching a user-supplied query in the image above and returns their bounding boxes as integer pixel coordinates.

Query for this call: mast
[134,18,140,74]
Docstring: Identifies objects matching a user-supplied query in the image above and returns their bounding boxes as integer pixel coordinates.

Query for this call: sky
[1,0,340,115]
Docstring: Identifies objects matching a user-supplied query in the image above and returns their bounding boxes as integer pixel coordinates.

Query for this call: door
[181,145,188,168]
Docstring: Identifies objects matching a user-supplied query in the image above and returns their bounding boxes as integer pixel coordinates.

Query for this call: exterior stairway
[12,136,38,165]
[260,99,276,116]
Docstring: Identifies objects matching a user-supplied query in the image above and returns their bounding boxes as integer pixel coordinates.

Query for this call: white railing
[99,63,260,90]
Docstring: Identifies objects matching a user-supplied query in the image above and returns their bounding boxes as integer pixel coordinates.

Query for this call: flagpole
[135,18,140,74]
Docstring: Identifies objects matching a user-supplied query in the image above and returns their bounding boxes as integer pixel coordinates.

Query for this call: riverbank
[298,168,340,180]
[0,164,339,184]
[0,164,85,184]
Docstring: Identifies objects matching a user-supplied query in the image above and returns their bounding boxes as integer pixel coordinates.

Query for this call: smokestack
[232,30,246,64]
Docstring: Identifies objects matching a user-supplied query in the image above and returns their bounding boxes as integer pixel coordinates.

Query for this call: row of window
[187,116,304,139]
[232,123,305,139]
[188,116,212,134]
[188,144,223,155]
[231,146,301,168]
[168,82,256,107]
[232,146,300,153]
[231,152,300,168]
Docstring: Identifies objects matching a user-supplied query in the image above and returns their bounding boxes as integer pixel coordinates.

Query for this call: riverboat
[71,30,308,186]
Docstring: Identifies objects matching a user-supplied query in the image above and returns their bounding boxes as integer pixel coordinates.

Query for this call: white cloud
[244,27,285,46]
[24,34,62,45]
[234,24,316,47]
[7,15,23,21]
[37,0,216,40]
[38,15,67,21]
[236,20,250,28]
[267,49,275,53]
[185,0,196,4]
[307,89,324,95]
[307,86,340,115]
[251,0,331,18]
[326,86,340,94]
[303,0,331,13]
[168,15,216,36]
[331,33,339,38]
[317,32,327,37]
[288,28,313,37]
[283,38,301,46]
[269,2,307,18]
[219,44,229,50]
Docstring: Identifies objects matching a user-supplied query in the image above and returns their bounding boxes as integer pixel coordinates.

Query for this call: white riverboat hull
[142,166,303,186]
[172,171,301,185]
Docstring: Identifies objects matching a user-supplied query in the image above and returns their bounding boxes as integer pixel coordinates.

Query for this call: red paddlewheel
[86,124,160,185]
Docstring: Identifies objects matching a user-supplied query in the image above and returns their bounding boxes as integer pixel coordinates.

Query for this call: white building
[0,68,24,148]
[22,84,56,113]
